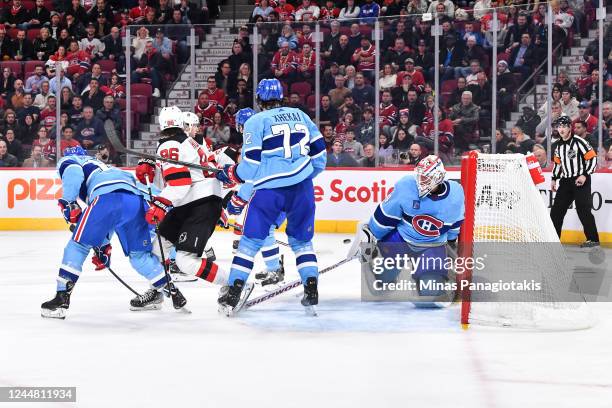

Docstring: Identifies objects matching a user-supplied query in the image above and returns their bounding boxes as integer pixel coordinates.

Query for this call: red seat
[339,26,351,36]
[26,28,40,42]
[440,79,457,107]
[306,94,316,111]
[280,81,289,98]
[130,83,152,111]
[6,28,19,39]
[290,81,312,96]
[0,61,23,79]
[360,26,373,39]
[97,59,116,74]
[24,60,44,73]
[23,0,35,10]
[130,95,149,116]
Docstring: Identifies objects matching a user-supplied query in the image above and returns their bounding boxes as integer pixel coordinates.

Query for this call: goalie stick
[103,120,219,173]
[244,256,355,309]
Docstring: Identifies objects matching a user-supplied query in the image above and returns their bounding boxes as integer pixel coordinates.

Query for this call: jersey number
[160,148,179,161]
[270,124,310,159]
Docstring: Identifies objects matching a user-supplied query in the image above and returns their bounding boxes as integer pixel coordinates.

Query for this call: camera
[399,152,409,160]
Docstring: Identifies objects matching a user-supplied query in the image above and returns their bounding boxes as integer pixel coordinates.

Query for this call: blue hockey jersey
[236,107,327,200]
[369,175,465,244]
[57,156,142,203]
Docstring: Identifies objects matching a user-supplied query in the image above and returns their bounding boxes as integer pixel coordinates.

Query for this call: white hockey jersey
[154,132,233,207]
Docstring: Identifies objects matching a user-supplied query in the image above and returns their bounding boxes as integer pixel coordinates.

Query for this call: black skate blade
[41,308,67,319]
[304,305,318,317]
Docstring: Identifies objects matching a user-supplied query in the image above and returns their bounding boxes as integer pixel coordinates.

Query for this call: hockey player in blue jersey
[347,155,464,305]
[215,79,327,314]
[41,147,183,319]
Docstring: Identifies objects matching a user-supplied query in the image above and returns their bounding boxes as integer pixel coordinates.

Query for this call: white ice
[1,230,611,408]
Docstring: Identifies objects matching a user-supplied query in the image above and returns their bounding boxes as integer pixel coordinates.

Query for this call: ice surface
[1,231,611,408]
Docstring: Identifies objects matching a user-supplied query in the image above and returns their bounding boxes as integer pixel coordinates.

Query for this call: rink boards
[1,167,611,245]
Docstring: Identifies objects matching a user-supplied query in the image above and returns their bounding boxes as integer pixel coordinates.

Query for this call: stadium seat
[27,29,40,42]
[339,26,351,36]
[441,79,457,107]
[360,26,373,39]
[22,0,35,10]
[97,59,117,75]
[290,81,312,96]
[1,61,23,79]
[130,95,149,116]
[130,83,152,111]
[7,28,19,39]
[24,60,44,74]
[306,94,316,111]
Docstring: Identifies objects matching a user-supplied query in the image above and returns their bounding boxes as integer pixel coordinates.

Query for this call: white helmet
[158,106,183,131]
[182,111,200,128]
[415,155,446,197]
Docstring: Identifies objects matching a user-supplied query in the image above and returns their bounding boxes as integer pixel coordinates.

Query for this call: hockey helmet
[63,146,87,156]
[182,111,200,128]
[158,106,184,131]
[415,155,446,197]
[256,78,283,102]
[235,108,256,131]
[553,115,572,128]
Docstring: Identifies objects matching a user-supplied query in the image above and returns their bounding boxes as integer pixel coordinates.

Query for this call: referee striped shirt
[552,134,597,180]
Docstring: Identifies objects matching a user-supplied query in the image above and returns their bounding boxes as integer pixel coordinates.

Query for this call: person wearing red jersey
[379,90,398,130]
[194,91,221,129]
[65,39,92,78]
[295,43,316,83]
[274,0,295,21]
[271,41,298,84]
[319,0,340,20]
[572,100,598,134]
[352,37,376,79]
[396,58,425,92]
[204,76,227,107]
[135,106,237,287]
[130,0,155,24]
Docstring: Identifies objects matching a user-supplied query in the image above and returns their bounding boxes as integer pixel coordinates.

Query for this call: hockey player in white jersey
[347,155,464,306]
[134,106,241,290]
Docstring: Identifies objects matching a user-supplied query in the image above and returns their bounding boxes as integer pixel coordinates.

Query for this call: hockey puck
[343,239,351,244]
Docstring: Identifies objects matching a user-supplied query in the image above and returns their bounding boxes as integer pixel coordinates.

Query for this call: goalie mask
[415,155,446,197]
[158,106,184,131]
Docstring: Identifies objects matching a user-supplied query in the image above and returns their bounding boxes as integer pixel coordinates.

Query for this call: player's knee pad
[129,251,167,288]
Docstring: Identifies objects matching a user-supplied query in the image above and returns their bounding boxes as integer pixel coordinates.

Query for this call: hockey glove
[215,164,243,187]
[346,222,377,262]
[218,208,230,228]
[226,194,247,215]
[145,196,172,224]
[92,244,112,270]
[135,158,156,184]
[58,199,82,224]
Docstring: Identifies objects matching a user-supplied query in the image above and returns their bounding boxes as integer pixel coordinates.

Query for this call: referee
[550,116,600,248]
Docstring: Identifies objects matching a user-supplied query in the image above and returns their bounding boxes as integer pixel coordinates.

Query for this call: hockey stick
[145,180,190,312]
[244,256,355,309]
[104,120,219,173]
[68,224,141,296]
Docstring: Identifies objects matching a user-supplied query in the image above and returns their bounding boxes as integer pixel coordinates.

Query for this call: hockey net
[458,152,595,330]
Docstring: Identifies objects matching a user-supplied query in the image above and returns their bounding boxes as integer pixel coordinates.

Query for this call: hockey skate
[41,282,74,319]
[217,279,255,317]
[255,256,285,288]
[301,277,318,316]
[162,283,191,313]
[130,289,164,311]
[168,259,197,283]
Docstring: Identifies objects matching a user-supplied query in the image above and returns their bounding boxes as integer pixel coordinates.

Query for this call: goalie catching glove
[135,158,156,184]
[92,244,112,270]
[346,222,378,263]
[58,199,82,224]
[145,197,172,224]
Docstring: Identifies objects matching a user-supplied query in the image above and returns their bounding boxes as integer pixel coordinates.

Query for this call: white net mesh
[466,154,595,330]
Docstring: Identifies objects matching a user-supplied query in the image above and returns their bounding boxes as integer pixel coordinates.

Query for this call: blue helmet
[235,108,256,130]
[63,146,87,157]
[256,78,283,102]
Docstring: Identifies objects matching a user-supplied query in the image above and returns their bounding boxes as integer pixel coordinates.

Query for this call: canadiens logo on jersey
[411,214,444,237]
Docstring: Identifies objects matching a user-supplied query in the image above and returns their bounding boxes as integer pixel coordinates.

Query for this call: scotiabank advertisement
[1,168,611,242]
